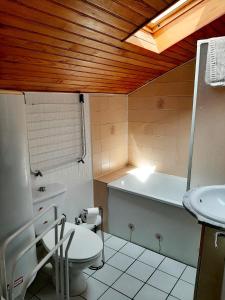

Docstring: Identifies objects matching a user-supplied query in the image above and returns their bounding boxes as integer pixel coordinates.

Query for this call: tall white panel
[189,43,225,188]
[0,94,37,298]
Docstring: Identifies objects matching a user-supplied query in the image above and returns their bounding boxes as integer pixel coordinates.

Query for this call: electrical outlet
[128,223,135,231]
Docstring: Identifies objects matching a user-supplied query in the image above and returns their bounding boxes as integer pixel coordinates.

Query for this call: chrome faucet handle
[215,231,225,248]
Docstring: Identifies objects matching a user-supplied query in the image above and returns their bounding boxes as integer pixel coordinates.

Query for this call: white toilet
[32,183,103,296]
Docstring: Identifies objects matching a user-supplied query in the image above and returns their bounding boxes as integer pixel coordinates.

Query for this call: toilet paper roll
[86,207,99,224]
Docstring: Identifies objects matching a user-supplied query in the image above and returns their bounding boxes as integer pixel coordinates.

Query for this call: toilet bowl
[42,221,103,295]
[32,183,103,296]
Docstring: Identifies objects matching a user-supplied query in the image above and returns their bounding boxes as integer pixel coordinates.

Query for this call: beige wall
[90,94,128,178]
[128,60,195,177]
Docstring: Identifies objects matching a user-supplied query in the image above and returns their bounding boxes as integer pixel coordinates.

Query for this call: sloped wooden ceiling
[0,0,224,94]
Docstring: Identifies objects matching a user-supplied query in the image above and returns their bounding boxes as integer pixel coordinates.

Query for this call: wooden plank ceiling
[0,0,224,94]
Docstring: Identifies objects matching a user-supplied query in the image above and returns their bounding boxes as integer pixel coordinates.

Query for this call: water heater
[0,93,37,299]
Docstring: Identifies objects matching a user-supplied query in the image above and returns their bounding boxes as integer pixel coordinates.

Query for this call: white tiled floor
[138,249,165,268]
[26,233,196,300]
[112,273,144,298]
[148,270,177,293]
[107,252,135,271]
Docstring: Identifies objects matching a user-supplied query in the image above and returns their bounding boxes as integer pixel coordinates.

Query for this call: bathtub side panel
[108,188,201,266]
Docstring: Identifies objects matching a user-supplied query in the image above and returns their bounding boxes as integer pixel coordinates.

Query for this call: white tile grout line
[166,265,189,300]
[88,244,168,299]
[90,236,195,300]
[30,233,195,300]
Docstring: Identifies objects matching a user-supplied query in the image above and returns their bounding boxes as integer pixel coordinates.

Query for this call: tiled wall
[26,93,94,221]
[128,60,195,177]
[90,94,128,178]
[26,92,83,171]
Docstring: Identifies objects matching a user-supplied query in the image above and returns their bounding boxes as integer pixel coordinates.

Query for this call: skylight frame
[125,0,225,54]
[147,0,196,33]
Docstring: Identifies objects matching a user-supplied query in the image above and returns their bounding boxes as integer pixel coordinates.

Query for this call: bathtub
[107,171,201,266]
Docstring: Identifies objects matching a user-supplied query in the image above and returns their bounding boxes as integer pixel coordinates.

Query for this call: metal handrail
[19,228,75,300]
[8,215,66,300]
[0,205,59,300]
[64,231,74,300]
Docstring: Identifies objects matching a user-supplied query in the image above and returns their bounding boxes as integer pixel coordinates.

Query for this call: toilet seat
[42,222,103,263]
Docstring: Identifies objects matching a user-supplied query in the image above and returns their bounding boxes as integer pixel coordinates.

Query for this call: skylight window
[125,0,224,53]
[149,0,194,31]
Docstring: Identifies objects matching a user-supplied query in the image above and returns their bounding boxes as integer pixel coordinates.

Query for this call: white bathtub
[108,171,187,208]
[107,171,201,266]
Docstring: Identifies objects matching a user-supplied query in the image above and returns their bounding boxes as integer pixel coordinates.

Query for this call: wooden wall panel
[0,0,224,93]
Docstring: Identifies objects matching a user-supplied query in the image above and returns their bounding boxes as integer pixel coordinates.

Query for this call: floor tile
[104,232,112,241]
[112,273,143,298]
[35,283,57,300]
[107,252,134,271]
[181,267,197,285]
[126,260,155,282]
[148,270,177,293]
[104,246,117,261]
[92,264,122,286]
[81,277,108,300]
[70,297,85,300]
[105,236,127,251]
[119,242,145,259]
[167,296,179,300]
[83,273,89,280]
[158,258,186,278]
[83,268,96,276]
[138,249,165,268]
[134,284,167,300]
[99,288,130,300]
[171,280,194,300]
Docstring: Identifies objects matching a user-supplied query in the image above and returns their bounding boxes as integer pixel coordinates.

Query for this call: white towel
[205,36,225,87]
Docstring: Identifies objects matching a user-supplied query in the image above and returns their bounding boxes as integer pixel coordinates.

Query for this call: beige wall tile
[128,60,195,177]
[90,94,128,178]
[90,60,194,178]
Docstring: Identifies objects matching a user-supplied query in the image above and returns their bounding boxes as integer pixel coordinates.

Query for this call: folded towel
[205,36,225,87]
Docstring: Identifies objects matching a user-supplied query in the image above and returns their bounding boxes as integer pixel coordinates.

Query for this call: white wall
[190,43,225,188]
[26,93,94,222]
[108,189,201,266]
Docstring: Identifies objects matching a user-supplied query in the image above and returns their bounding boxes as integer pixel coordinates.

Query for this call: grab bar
[19,228,75,300]
[0,205,59,300]
[8,215,66,300]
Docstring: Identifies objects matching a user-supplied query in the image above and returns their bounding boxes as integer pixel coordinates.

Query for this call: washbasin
[183,185,225,227]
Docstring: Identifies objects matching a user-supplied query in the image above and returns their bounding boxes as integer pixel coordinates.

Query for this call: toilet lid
[42,222,103,262]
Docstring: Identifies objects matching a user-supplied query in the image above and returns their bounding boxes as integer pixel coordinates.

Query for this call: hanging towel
[205,36,225,87]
